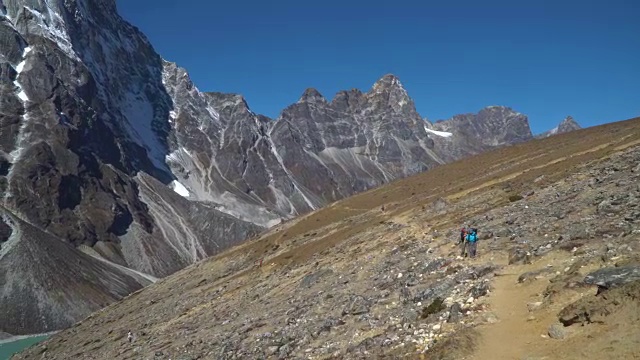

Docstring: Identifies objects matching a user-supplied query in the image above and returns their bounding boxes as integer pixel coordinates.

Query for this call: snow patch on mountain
[425,127,453,138]
[13,46,31,102]
[15,47,31,73]
[119,92,168,171]
[8,45,33,167]
[170,181,190,197]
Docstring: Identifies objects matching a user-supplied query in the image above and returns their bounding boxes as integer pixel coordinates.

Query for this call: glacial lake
[0,335,50,360]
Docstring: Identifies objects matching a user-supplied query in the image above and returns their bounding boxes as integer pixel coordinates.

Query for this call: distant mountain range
[0,0,581,335]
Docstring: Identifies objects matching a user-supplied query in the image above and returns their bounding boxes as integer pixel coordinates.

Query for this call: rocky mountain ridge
[1,0,578,335]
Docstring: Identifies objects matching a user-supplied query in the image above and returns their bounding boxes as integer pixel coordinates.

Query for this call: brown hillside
[15,116,640,360]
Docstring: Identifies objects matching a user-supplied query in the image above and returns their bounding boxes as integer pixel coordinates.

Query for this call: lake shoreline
[0,331,57,345]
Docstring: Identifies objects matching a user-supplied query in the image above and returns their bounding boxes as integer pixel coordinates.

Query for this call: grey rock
[400,286,413,303]
[278,343,292,359]
[559,280,640,326]
[508,248,532,265]
[527,302,543,312]
[533,246,552,257]
[413,278,457,303]
[299,268,334,288]
[598,200,624,215]
[468,264,499,279]
[470,280,490,298]
[518,268,555,283]
[548,323,566,339]
[342,295,372,315]
[447,303,463,323]
[583,265,640,292]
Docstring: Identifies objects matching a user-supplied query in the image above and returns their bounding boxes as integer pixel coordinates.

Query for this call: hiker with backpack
[466,228,479,258]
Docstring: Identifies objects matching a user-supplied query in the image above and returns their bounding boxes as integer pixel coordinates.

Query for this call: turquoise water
[0,335,50,360]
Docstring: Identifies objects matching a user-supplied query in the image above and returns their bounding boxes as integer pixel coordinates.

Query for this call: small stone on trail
[548,323,567,339]
[527,302,543,312]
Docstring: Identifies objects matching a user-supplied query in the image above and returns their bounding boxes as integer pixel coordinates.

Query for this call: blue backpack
[467,232,478,242]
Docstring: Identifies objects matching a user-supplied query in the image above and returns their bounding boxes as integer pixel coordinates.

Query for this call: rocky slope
[14,116,640,360]
[0,0,576,336]
[538,116,582,138]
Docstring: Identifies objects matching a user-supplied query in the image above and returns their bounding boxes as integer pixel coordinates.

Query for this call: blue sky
[116,0,639,134]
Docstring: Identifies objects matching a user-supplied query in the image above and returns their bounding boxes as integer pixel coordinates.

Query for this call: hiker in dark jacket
[459,227,468,257]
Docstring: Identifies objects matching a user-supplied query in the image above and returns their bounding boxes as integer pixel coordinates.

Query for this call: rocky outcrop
[558,279,640,326]
[269,75,444,207]
[583,265,640,293]
[430,106,533,162]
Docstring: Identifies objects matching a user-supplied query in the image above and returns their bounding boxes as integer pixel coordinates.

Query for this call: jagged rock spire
[298,88,326,104]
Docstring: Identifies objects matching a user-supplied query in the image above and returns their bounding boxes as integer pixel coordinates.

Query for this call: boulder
[583,265,640,293]
[547,323,566,339]
[508,248,532,265]
[558,280,640,326]
[518,267,555,283]
[447,303,463,323]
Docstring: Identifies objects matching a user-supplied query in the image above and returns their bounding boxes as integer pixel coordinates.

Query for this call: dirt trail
[470,254,571,360]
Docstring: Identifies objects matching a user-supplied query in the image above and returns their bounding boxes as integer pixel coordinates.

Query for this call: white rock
[444,297,454,305]
[416,302,422,306]
[564,267,571,272]
[466,297,474,304]
[397,273,403,279]
[527,301,543,312]
[432,324,441,331]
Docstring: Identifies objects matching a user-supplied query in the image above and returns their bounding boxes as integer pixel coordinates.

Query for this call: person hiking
[459,227,467,243]
[127,331,133,343]
[459,227,468,257]
[467,228,479,258]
